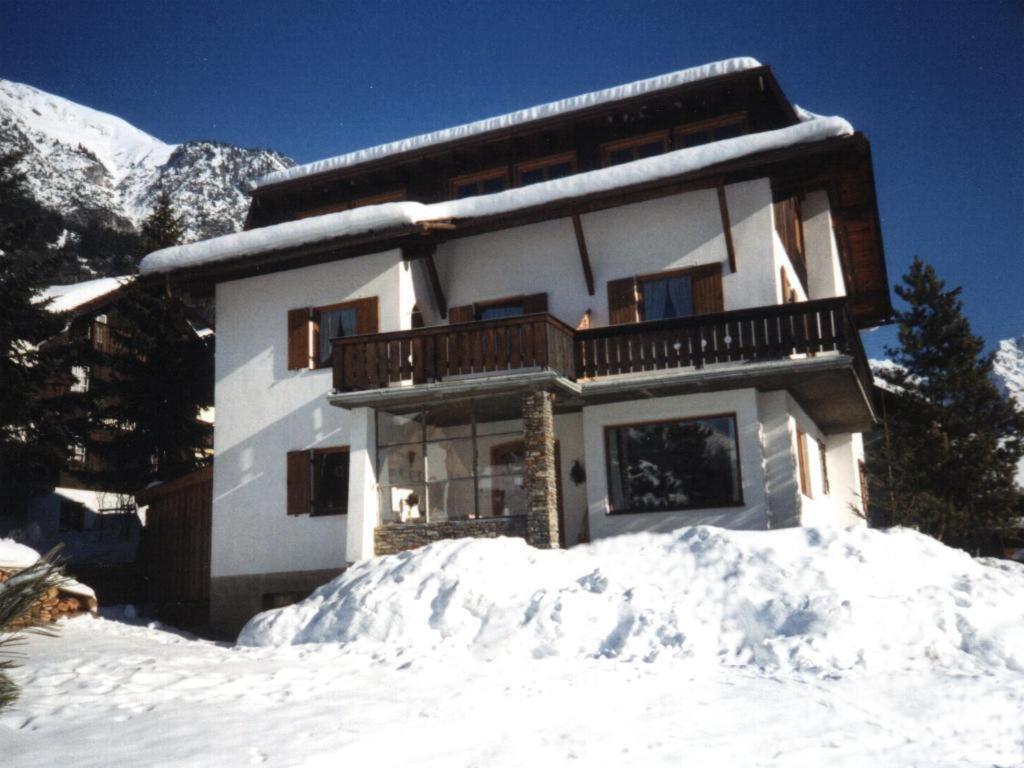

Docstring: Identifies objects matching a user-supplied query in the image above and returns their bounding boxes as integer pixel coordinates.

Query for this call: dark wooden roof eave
[251,66,794,198]
[152,133,890,326]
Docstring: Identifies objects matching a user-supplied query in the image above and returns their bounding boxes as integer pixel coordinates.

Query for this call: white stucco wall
[433,180,781,329]
[581,389,770,540]
[803,190,846,300]
[212,249,406,578]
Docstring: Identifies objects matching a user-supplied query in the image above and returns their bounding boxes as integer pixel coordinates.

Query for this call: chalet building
[139,57,890,634]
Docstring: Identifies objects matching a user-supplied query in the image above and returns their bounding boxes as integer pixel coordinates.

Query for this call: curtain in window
[319,308,357,365]
[666,276,693,318]
[644,278,669,320]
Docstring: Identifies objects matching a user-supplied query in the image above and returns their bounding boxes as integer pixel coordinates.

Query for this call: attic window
[600,130,669,167]
[675,112,748,148]
[297,189,406,220]
[515,152,577,186]
[449,167,509,199]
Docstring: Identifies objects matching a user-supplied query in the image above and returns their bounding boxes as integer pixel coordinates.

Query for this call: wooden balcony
[333,312,577,391]
[334,298,871,395]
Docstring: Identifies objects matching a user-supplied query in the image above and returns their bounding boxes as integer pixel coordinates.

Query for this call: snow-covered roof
[38,275,134,314]
[141,116,852,276]
[255,57,764,189]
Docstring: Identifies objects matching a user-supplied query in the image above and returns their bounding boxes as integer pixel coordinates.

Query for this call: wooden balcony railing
[333,313,577,391]
[332,298,871,395]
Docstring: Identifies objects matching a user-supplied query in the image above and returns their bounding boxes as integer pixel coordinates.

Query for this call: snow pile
[239,526,1024,675]
[256,57,763,188]
[141,116,852,275]
[37,275,133,314]
[0,537,41,569]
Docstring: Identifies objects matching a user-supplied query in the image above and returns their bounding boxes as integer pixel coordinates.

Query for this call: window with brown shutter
[796,429,812,498]
[780,267,797,304]
[289,297,379,371]
[448,293,548,323]
[614,263,723,324]
[607,276,639,325]
[287,308,311,370]
[818,440,830,495]
[773,189,806,288]
[448,304,475,324]
[287,447,350,516]
[286,450,311,515]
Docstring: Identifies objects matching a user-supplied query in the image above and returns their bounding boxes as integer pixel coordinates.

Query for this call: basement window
[606,414,742,513]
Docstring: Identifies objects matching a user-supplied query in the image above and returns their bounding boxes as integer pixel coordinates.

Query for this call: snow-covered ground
[4,527,1024,767]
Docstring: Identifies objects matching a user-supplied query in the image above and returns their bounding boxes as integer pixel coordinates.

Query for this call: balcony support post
[522,389,560,549]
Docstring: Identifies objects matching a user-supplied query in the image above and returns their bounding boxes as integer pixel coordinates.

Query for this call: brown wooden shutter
[691,265,724,315]
[448,304,475,324]
[521,292,548,314]
[286,450,311,515]
[287,309,310,370]
[796,430,811,498]
[780,268,792,304]
[354,297,379,334]
[607,277,639,325]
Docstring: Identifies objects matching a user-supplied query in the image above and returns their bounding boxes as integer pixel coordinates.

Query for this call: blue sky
[2,0,1021,357]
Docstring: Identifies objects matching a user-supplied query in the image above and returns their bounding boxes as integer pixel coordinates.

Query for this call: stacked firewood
[0,568,97,628]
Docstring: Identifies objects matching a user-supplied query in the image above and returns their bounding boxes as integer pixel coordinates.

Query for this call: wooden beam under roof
[571,213,596,296]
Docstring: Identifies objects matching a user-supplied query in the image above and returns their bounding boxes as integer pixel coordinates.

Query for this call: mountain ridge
[0,77,294,245]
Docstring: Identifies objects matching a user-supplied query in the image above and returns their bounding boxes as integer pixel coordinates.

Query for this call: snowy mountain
[0,78,293,242]
[993,336,1024,410]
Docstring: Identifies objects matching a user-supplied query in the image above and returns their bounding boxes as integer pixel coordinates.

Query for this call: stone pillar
[345,406,378,563]
[523,389,560,549]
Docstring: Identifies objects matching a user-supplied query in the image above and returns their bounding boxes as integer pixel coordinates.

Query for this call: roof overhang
[152,133,890,327]
[328,355,877,435]
[253,64,796,198]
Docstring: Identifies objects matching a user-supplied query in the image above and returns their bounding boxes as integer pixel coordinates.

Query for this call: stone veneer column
[522,389,560,549]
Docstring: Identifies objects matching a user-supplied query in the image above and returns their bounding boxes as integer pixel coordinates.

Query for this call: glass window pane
[377,410,424,446]
[607,416,741,512]
[643,275,693,321]
[478,475,526,518]
[519,168,545,186]
[426,438,475,482]
[636,140,665,159]
[319,307,358,366]
[481,176,507,194]
[380,483,426,524]
[428,478,477,522]
[547,162,573,179]
[314,451,349,515]
[455,183,477,199]
[477,435,524,476]
[378,443,425,486]
[608,148,633,166]
[478,303,523,321]
[714,123,744,140]
[425,402,473,440]
[679,130,709,148]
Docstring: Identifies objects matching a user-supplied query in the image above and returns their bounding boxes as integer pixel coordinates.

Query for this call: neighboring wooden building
[139,57,891,634]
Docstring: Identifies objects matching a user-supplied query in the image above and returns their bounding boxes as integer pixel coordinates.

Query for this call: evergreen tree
[0,152,76,512]
[872,257,1024,553]
[140,189,184,255]
[74,195,212,490]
